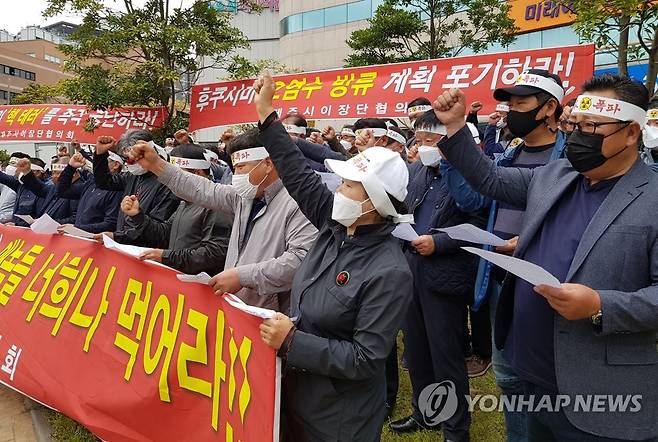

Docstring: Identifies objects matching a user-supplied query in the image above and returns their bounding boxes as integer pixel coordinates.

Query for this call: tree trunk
[618,15,630,76]
[645,25,658,96]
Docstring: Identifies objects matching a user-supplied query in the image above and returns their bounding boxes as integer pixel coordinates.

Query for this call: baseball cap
[494,69,565,102]
[325,147,413,223]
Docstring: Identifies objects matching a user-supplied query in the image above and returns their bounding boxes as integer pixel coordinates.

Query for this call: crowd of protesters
[1,70,657,442]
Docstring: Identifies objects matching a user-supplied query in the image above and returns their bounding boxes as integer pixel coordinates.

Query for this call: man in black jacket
[92,129,180,245]
[390,111,488,441]
[120,144,232,276]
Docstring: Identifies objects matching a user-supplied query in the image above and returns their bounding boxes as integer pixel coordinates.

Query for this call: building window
[0,63,36,81]
[347,0,372,22]
[302,9,325,31]
[45,54,61,64]
[324,4,347,27]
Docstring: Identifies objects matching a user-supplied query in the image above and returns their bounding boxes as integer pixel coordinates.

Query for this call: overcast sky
[0,0,195,34]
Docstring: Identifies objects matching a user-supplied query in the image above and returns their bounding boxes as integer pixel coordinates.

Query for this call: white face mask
[231,160,268,200]
[4,165,17,177]
[643,125,658,149]
[331,192,374,227]
[340,140,352,151]
[126,162,148,175]
[418,145,442,167]
[496,120,507,129]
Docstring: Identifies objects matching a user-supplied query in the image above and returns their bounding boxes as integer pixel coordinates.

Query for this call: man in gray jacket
[125,129,318,313]
[434,74,657,441]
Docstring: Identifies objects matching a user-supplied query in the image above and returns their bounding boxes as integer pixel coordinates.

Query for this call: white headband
[415,125,447,135]
[284,124,306,135]
[407,105,432,115]
[340,128,356,137]
[231,147,269,165]
[204,150,219,162]
[51,163,67,172]
[170,156,211,169]
[496,103,510,113]
[387,129,406,145]
[361,171,414,224]
[646,108,658,121]
[108,152,124,165]
[515,72,565,102]
[31,164,44,172]
[356,128,388,138]
[572,94,646,124]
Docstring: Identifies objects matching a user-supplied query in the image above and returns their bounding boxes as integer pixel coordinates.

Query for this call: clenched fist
[96,136,116,155]
[121,195,140,217]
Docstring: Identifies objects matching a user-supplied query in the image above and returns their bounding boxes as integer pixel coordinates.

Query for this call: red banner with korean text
[0,105,167,144]
[0,226,279,442]
[189,44,595,130]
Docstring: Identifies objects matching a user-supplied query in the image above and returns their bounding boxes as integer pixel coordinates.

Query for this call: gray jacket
[0,184,15,223]
[441,126,658,441]
[159,163,318,311]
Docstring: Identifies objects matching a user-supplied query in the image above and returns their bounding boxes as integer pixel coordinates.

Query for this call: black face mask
[506,100,548,138]
[565,126,629,173]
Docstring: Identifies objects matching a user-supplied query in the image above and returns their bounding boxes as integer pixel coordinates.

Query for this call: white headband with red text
[573,94,646,124]
[231,147,269,165]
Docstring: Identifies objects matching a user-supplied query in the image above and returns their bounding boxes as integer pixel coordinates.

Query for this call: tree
[225,55,299,80]
[346,0,518,67]
[10,82,66,105]
[572,0,658,92]
[41,0,252,134]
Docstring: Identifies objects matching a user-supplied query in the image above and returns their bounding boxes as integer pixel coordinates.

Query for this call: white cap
[325,147,413,223]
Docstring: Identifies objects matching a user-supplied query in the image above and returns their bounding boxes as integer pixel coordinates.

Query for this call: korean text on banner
[0,225,279,442]
[189,44,595,130]
[0,105,167,144]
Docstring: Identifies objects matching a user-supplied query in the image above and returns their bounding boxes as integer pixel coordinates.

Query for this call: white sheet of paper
[30,214,61,234]
[60,225,95,239]
[102,234,151,258]
[392,223,419,241]
[316,172,342,193]
[462,247,561,288]
[437,224,508,247]
[15,214,35,225]
[224,296,275,319]
[176,272,212,284]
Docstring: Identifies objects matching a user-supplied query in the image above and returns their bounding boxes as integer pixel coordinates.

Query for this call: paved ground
[0,385,38,442]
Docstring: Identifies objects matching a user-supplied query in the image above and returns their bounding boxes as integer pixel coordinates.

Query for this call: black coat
[0,172,40,226]
[405,161,488,297]
[93,152,180,245]
[260,118,413,442]
[21,173,79,224]
[129,200,232,275]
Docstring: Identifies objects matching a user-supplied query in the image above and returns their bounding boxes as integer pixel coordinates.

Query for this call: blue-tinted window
[282,14,302,35]
[348,0,372,22]
[371,0,385,13]
[541,27,579,47]
[303,9,325,30]
[325,4,348,27]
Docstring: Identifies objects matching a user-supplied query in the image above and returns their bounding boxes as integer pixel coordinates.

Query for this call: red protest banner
[189,44,595,130]
[0,225,279,442]
[0,105,167,144]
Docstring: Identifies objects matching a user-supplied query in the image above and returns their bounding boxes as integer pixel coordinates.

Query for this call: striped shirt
[493,144,554,240]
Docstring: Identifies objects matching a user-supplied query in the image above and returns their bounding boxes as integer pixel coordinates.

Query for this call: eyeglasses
[572,120,630,135]
[559,120,576,133]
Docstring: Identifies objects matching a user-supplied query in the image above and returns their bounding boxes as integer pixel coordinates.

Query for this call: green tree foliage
[10,82,66,105]
[40,0,251,134]
[225,55,299,80]
[346,0,518,67]
[571,0,658,92]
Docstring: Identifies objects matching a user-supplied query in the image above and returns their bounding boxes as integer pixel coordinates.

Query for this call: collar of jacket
[262,178,284,204]
[330,222,396,246]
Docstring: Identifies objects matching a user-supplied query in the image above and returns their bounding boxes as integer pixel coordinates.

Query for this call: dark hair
[283,113,307,128]
[414,110,442,131]
[354,118,387,131]
[565,98,577,107]
[382,118,398,128]
[226,128,263,157]
[307,127,320,137]
[30,157,46,168]
[535,91,563,120]
[407,97,431,109]
[10,152,30,160]
[582,74,649,111]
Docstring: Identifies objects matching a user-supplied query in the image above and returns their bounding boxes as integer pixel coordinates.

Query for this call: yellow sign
[508,0,576,34]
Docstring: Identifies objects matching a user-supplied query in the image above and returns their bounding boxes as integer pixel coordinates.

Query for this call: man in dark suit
[434,74,657,441]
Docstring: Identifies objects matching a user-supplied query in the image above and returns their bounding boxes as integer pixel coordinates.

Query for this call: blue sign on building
[594,63,656,90]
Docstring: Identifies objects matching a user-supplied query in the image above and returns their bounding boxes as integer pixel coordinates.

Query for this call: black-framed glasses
[573,120,630,135]
[559,120,576,133]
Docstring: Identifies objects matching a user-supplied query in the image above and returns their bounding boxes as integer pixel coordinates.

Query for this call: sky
[0,0,195,34]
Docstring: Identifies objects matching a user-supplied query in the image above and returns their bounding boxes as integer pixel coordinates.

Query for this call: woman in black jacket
[253,73,414,442]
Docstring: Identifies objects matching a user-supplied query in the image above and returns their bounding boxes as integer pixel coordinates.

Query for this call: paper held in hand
[392,223,419,241]
[176,272,212,284]
[462,247,561,288]
[224,293,275,319]
[437,224,507,247]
